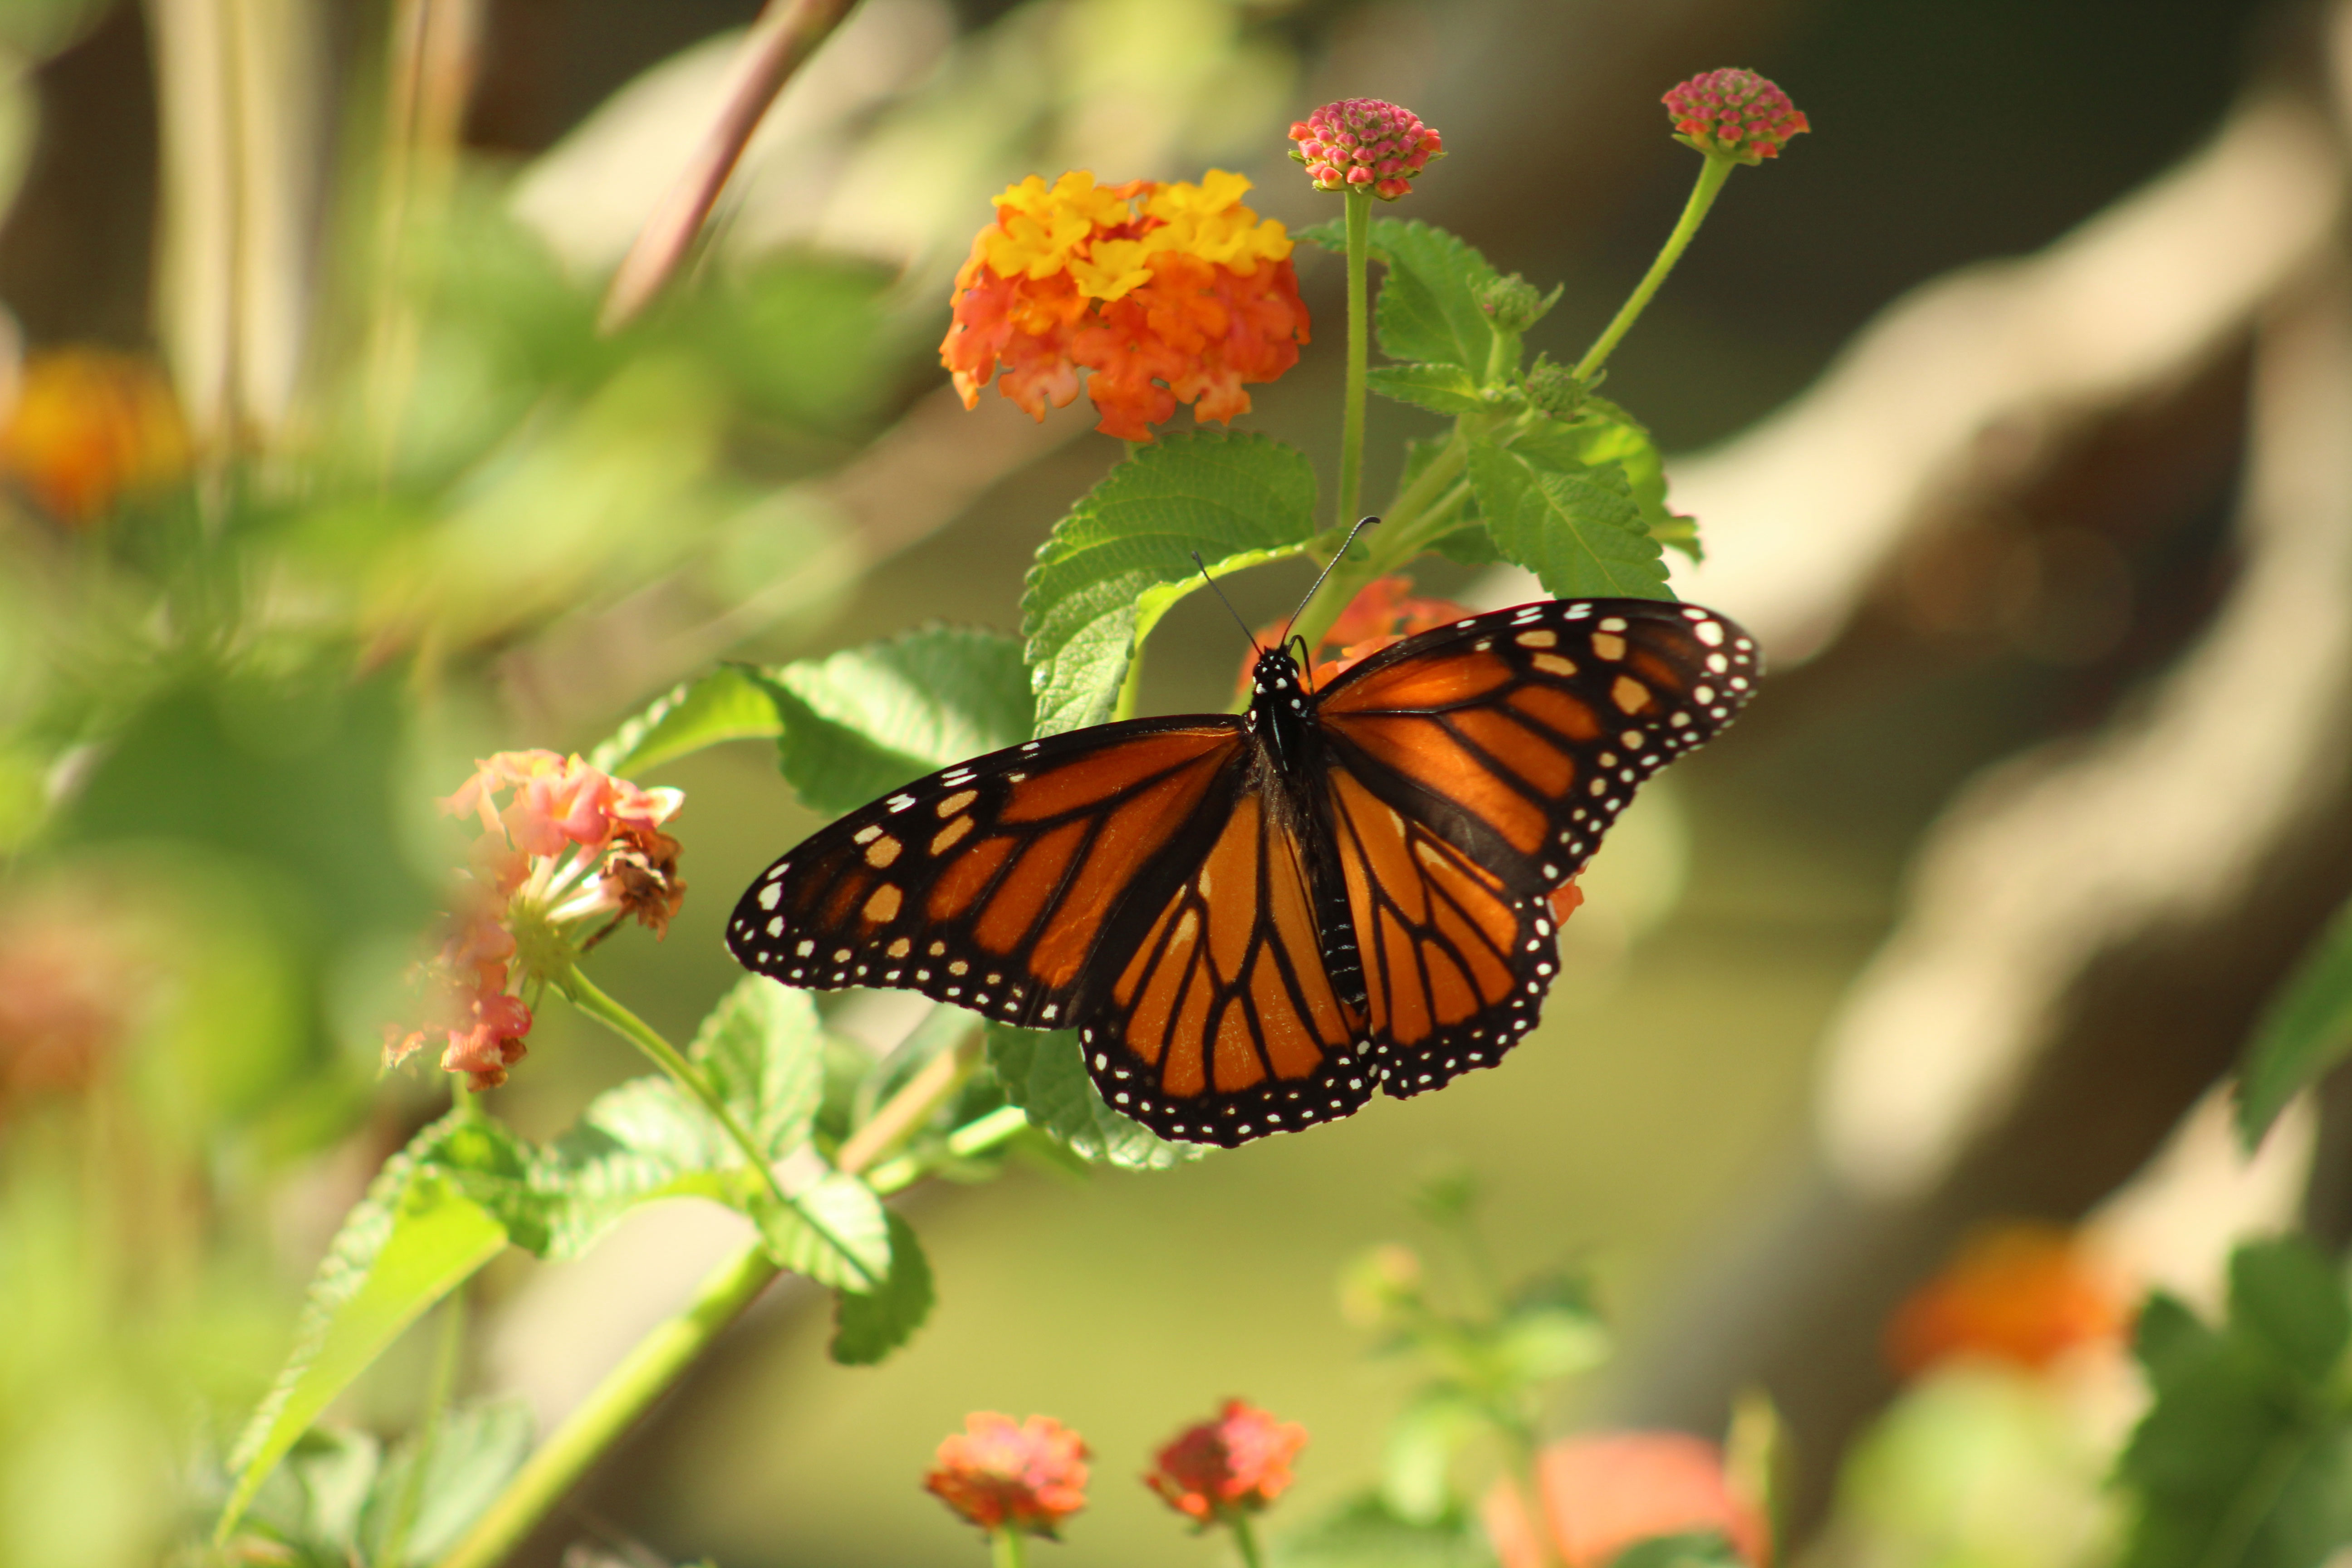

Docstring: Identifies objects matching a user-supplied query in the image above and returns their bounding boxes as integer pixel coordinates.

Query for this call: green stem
[1229,1511,1266,1568]
[560,968,874,1288]
[1337,187,1373,531]
[1288,420,1478,660]
[1498,1424,1561,1568]
[1572,153,1735,384]
[991,1526,1029,1568]
[431,1241,780,1568]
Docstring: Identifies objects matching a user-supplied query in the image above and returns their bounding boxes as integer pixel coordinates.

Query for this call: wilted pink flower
[1484,1432,1770,1568]
[1145,1400,1308,1524]
[1288,99,1443,199]
[1662,69,1809,164]
[388,750,686,1090]
[925,1413,1091,1538]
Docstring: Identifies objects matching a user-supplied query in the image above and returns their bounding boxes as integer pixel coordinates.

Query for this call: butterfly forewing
[727,719,1246,1028]
[1318,599,1760,898]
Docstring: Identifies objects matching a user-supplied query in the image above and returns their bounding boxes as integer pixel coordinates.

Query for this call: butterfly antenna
[1192,551,1261,652]
[1281,515,1381,644]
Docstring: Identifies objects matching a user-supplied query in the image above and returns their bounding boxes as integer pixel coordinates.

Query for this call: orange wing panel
[998,727,1236,822]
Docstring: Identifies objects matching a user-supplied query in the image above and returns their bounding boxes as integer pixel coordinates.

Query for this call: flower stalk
[1571,152,1734,385]
[1339,185,1372,531]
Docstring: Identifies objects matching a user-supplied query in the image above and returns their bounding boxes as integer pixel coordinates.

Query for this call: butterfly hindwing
[727,720,1246,1029]
[1078,788,1375,1146]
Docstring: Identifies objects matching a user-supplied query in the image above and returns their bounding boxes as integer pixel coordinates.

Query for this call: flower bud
[1477,273,1562,335]
[1661,68,1809,164]
[1523,356,1584,418]
[1287,98,1443,200]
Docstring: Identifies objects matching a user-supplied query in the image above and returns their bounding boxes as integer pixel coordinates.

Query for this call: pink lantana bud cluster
[1662,69,1809,164]
[1288,98,1442,199]
[387,750,686,1091]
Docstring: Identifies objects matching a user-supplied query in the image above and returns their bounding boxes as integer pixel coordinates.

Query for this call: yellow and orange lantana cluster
[941,170,1310,442]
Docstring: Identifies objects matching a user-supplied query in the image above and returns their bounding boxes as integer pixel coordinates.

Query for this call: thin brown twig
[596,0,865,333]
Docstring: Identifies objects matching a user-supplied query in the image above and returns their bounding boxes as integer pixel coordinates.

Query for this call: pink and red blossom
[1287,99,1444,200]
[1661,69,1809,164]
[1484,1432,1770,1568]
[925,1412,1091,1537]
[1144,1400,1308,1524]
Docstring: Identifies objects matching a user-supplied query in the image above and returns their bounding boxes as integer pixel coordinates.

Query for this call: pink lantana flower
[1288,99,1443,200]
[387,750,686,1090]
[925,1412,1092,1539]
[1661,69,1809,164]
[1484,1432,1771,1568]
[1145,1399,1308,1525]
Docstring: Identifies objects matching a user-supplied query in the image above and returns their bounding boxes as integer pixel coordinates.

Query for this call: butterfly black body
[728,598,1759,1147]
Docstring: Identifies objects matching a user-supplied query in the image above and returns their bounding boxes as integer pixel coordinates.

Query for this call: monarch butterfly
[727,587,1759,1147]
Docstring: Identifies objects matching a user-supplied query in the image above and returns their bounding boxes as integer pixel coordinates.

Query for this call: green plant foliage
[361,1400,535,1567]
[1305,219,1516,380]
[590,664,787,777]
[1611,1533,1749,1568]
[758,1171,893,1289]
[691,975,828,1159]
[219,1117,514,1535]
[755,626,1035,817]
[1272,1493,1499,1568]
[1514,397,1697,564]
[831,1212,936,1365]
[2117,1236,2352,1568]
[1021,430,1320,735]
[984,1023,1203,1169]
[1468,439,1672,600]
[1367,363,1493,416]
[2236,896,2352,1149]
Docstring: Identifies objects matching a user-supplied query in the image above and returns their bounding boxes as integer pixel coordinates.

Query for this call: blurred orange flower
[1484,1432,1770,1568]
[942,170,1309,441]
[1144,1399,1308,1524]
[925,1412,1091,1538]
[0,348,189,523]
[1885,1222,2128,1378]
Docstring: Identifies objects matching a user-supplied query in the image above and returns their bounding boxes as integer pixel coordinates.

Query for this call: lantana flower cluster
[1661,68,1810,163]
[924,1413,1093,1538]
[1485,1431,1772,1568]
[387,750,685,1090]
[941,170,1310,442]
[0,347,191,524]
[1287,98,1444,198]
[1144,1399,1308,1524]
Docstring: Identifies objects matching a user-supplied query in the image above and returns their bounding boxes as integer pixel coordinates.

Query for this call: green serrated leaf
[830,1211,935,1364]
[361,1400,534,1568]
[755,625,1034,817]
[1362,220,1513,379]
[760,1172,892,1289]
[1467,439,1671,601]
[1273,1492,1499,1568]
[2230,1236,2351,1385]
[1367,363,1490,416]
[1513,396,1697,562]
[218,1119,511,1538]
[588,663,785,777]
[2237,896,2352,1149]
[691,976,825,1159]
[985,1024,1204,1168]
[2117,1241,2352,1568]
[1021,431,1319,736]
[240,1429,382,1559]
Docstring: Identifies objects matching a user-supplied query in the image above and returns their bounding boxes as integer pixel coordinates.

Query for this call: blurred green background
[0,0,2331,1564]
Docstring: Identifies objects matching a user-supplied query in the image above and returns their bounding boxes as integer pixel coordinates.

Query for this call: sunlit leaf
[1382,1390,1490,1523]
[589,664,784,778]
[758,1172,892,1290]
[2117,1237,2352,1568]
[691,976,826,1159]
[1610,1533,1749,1568]
[1513,397,1698,563]
[1348,220,1513,379]
[830,1211,934,1365]
[2236,895,2352,1149]
[1468,438,1671,601]
[218,1118,512,1537]
[755,626,1034,816]
[360,1400,534,1568]
[984,1024,1204,1169]
[1022,430,1320,736]
[1272,1492,1499,1568]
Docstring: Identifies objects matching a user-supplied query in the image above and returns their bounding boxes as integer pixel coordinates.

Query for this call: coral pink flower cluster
[387,750,685,1091]
[924,1413,1093,1538]
[941,170,1310,442]
[1144,1399,1308,1524]
[1661,69,1810,163]
[1288,98,1444,199]
[1885,1222,2128,1379]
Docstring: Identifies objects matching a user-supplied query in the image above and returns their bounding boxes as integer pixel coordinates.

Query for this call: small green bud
[1476,273,1562,334]
[1523,355,1584,417]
